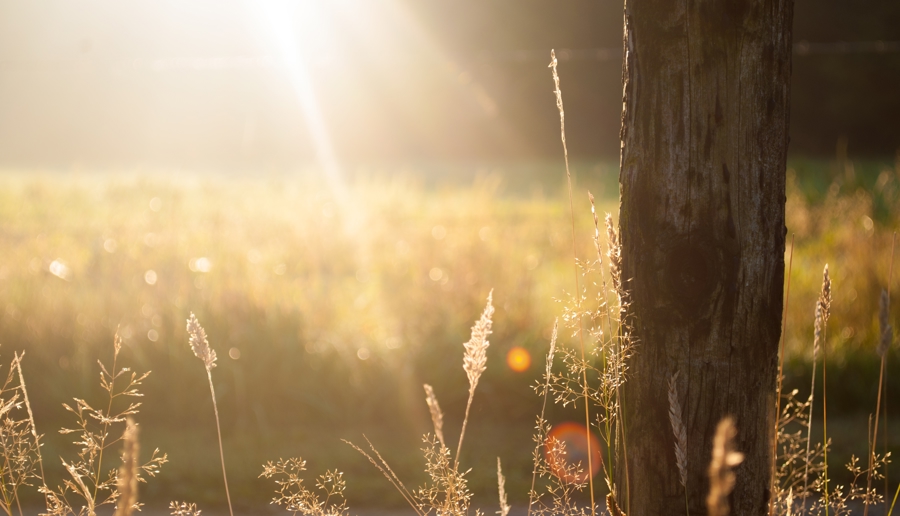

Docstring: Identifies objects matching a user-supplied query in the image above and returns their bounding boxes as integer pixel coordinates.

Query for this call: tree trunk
[616,1,792,515]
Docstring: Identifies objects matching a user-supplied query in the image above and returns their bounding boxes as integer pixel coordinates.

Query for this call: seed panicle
[878,288,893,358]
[463,291,494,395]
[423,384,445,449]
[496,457,510,516]
[186,313,217,370]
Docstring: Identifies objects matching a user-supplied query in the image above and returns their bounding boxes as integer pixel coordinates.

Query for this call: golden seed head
[878,288,893,358]
[463,291,494,393]
[186,313,216,370]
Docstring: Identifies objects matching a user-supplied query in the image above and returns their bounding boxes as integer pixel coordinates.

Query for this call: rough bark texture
[616,1,792,515]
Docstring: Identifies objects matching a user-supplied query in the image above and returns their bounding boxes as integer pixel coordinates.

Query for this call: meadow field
[0,157,899,512]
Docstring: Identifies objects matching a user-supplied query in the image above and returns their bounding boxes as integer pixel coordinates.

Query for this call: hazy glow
[545,422,602,482]
[506,346,531,372]
[253,1,350,209]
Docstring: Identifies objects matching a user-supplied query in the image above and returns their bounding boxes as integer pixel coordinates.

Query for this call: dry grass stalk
[169,501,201,516]
[415,434,473,516]
[817,265,832,516]
[606,494,625,516]
[772,388,824,513]
[344,438,423,516]
[878,289,893,359]
[42,336,165,516]
[260,457,349,516]
[589,193,631,507]
[0,352,43,516]
[550,47,596,516]
[604,214,623,306]
[527,320,557,516]
[886,232,897,506]
[12,353,47,500]
[423,384,445,449]
[185,314,233,516]
[187,313,216,371]
[496,458,510,516]
[530,432,591,516]
[771,234,795,516]
[866,287,894,516]
[456,290,494,465]
[113,418,138,516]
[706,417,744,516]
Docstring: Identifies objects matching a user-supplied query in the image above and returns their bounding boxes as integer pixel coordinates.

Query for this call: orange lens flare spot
[544,422,602,483]
[506,346,531,372]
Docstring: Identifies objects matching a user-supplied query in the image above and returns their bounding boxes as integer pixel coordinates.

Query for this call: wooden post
[617,0,793,514]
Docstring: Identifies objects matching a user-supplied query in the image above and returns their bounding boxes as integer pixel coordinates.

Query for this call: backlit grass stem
[550,48,597,516]
[186,313,234,516]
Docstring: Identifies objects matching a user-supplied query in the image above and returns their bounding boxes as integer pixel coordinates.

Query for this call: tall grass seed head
[423,384,445,448]
[813,264,832,358]
[186,313,216,370]
[878,288,893,358]
[463,291,494,392]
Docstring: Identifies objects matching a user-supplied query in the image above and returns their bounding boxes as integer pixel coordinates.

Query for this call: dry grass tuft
[343,438,421,516]
[186,313,216,371]
[0,353,44,516]
[496,458,510,516]
[185,314,232,516]
[169,501,201,516]
[423,384,445,449]
[605,493,625,516]
[457,290,494,464]
[817,265,833,515]
[41,335,165,516]
[878,288,892,358]
[462,290,494,396]
[260,457,348,516]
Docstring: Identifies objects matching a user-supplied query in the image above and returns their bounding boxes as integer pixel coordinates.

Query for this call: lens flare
[506,346,531,372]
[544,422,602,483]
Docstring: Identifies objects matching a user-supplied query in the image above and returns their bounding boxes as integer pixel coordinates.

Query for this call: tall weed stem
[549,48,596,516]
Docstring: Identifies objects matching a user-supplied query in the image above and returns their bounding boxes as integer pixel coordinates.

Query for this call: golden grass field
[0,157,899,512]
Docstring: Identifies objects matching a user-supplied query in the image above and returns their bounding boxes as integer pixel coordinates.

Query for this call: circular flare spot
[506,347,531,372]
[544,422,602,483]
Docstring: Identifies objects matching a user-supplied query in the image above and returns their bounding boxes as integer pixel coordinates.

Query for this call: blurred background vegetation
[1,0,900,511]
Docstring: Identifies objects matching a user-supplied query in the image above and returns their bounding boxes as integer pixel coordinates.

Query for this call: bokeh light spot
[189,257,212,273]
[229,347,241,360]
[429,267,443,281]
[49,260,70,280]
[147,329,159,342]
[506,346,531,372]
[544,422,602,483]
[144,270,157,285]
[357,347,371,360]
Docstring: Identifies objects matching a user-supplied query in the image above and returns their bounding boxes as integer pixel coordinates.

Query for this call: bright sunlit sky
[0,0,898,169]
[0,0,627,169]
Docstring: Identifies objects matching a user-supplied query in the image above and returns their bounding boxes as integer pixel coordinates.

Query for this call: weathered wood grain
[616,0,792,514]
